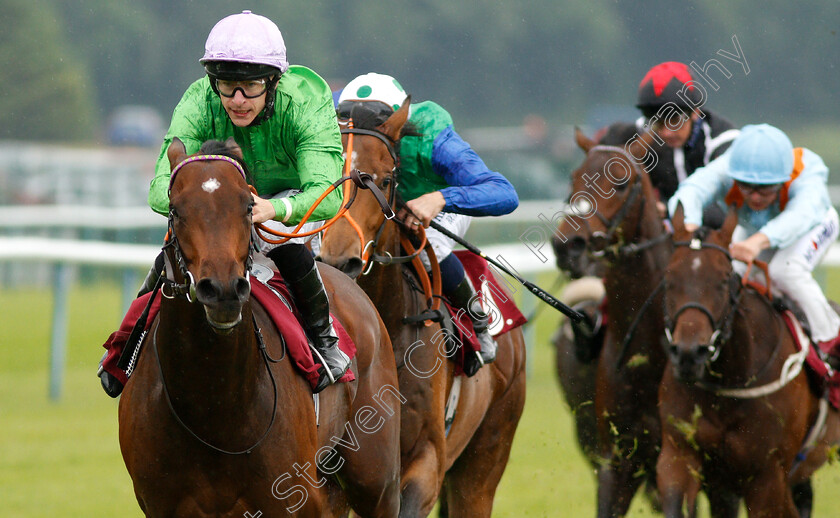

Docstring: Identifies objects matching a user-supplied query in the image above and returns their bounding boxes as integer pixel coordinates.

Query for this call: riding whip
[428,220,584,322]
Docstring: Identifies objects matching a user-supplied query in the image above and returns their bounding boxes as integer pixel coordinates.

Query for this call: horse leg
[743,467,799,518]
[706,487,740,518]
[399,445,446,518]
[440,370,527,518]
[553,323,599,468]
[596,456,646,518]
[656,438,702,518]
[791,478,813,518]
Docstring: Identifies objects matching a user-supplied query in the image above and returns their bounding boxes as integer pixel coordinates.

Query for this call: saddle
[100,262,356,392]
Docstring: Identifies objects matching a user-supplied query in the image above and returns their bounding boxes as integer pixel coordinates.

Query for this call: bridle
[664,234,807,398]
[664,236,742,363]
[155,153,281,455]
[580,145,669,259]
[338,124,427,274]
[161,154,255,303]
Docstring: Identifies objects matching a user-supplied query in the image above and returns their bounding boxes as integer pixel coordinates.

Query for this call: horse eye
[381,177,392,187]
[247,202,254,215]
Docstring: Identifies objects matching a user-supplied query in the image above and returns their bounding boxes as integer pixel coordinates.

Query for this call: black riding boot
[137,251,165,298]
[98,353,123,398]
[285,262,351,393]
[448,276,496,373]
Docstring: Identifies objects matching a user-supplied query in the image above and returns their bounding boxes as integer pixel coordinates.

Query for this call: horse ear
[718,205,739,244]
[224,137,244,159]
[574,126,596,152]
[671,202,687,237]
[379,96,410,141]
[167,138,188,171]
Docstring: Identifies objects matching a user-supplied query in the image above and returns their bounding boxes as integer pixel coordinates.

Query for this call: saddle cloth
[781,310,840,409]
[101,271,356,392]
[444,251,528,376]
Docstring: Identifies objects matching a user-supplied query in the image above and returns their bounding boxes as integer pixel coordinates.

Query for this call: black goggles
[214,78,269,99]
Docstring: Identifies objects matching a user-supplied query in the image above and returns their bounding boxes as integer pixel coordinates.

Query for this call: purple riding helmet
[200,10,289,126]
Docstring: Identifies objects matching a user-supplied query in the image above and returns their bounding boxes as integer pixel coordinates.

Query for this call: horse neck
[357,222,422,334]
[155,297,264,416]
[603,196,669,306]
[717,290,785,384]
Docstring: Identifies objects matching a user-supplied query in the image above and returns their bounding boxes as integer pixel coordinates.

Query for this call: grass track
[1,275,839,517]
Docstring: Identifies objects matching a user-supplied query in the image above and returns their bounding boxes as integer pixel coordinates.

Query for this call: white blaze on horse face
[202,178,221,193]
[691,256,703,273]
[572,196,592,216]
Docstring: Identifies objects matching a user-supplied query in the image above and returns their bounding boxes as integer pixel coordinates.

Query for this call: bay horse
[118,139,401,517]
[658,206,840,517]
[551,122,665,472]
[553,128,675,517]
[317,100,528,517]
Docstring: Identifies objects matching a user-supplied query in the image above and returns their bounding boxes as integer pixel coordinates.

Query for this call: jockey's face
[651,111,697,149]
[220,86,268,127]
[736,181,783,211]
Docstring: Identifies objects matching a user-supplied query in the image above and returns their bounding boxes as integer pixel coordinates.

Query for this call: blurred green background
[2,274,839,517]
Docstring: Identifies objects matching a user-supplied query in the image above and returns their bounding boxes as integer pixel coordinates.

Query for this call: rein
[151,317,284,455]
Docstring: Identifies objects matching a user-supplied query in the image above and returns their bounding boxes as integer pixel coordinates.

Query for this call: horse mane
[198,139,250,177]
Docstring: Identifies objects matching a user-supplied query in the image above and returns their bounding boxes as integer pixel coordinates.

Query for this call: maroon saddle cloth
[101,272,356,392]
[781,311,840,409]
[443,251,528,375]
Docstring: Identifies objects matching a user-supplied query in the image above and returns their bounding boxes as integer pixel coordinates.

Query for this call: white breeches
[420,211,472,269]
[733,207,840,341]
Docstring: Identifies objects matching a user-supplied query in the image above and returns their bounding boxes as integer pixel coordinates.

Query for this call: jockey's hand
[730,232,770,264]
[251,194,277,224]
[683,223,699,233]
[399,191,446,232]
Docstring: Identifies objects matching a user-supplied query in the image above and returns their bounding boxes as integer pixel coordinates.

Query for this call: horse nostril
[668,344,679,358]
[195,278,222,304]
[233,276,251,303]
[569,236,587,256]
[341,257,365,279]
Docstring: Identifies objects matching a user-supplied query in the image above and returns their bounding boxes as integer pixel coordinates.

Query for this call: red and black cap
[636,62,704,119]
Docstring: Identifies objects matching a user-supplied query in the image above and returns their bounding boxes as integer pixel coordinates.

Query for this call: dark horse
[657,206,840,517]
[119,139,402,517]
[551,122,665,472]
[554,128,673,517]
[317,100,528,517]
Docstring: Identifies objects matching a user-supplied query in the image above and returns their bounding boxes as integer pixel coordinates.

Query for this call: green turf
[1,275,839,517]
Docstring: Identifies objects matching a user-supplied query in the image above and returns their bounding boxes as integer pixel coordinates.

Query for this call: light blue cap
[728,124,794,184]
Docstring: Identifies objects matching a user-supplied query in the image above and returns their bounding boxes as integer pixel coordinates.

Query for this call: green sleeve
[147,79,212,215]
[269,69,343,224]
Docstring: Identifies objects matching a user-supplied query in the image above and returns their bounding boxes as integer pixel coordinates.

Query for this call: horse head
[317,97,410,278]
[553,128,662,276]
[664,204,740,382]
[164,138,253,331]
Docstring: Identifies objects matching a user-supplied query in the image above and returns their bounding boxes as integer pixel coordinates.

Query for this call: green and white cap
[338,73,408,111]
